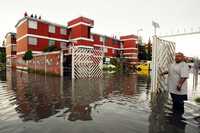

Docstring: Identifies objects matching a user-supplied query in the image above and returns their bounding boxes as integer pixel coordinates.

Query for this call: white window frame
[28,20,37,29]
[112,49,115,54]
[12,45,16,51]
[100,36,104,42]
[90,35,93,40]
[60,28,67,35]
[49,25,56,33]
[60,42,67,49]
[28,37,37,45]
[103,47,108,53]
[48,40,55,46]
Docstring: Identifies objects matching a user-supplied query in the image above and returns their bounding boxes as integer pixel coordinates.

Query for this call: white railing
[151,36,176,93]
[71,47,103,79]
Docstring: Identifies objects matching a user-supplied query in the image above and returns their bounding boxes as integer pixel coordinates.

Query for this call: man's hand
[176,77,187,91]
[176,83,182,91]
[160,71,168,76]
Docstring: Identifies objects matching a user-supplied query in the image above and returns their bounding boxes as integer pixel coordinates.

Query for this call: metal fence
[151,36,176,93]
[193,57,199,90]
[71,47,103,79]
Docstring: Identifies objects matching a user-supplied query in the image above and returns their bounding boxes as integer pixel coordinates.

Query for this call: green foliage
[138,45,152,61]
[23,50,33,62]
[194,97,200,104]
[43,45,60,52]
[110,58,122,72]
[0,52,6,63]
[103,65,117,72]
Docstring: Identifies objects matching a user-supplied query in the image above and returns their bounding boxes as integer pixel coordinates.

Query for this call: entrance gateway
[151,36,176,93]
[61,46,103,79]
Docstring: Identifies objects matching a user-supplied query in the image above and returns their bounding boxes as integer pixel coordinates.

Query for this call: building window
[49,25,55,33]
[100,36,105,42]
[28,20,37,29]
[28,37,37,45]
[60,28,67,35]
[103,47,108,53]
[60,42,67,49]
[48,40,55,46]
[12,45,16,51]
[90,35,93,40]
[112,49,115,54]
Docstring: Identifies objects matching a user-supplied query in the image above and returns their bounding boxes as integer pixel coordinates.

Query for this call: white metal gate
[71,47,103,79]
[151,36,176,93]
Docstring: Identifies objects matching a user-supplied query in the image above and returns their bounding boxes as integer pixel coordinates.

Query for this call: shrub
[23,50,33,62]
[43,45,60,52]
[194,97,200,104]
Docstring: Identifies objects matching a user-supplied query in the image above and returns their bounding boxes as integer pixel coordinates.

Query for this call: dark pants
[170,93,187,114]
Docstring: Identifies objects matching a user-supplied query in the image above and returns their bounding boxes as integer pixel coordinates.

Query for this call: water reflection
[149,92,187,133]
[0,69,199,133]
[0,70,6,81]
[14,71,67,121]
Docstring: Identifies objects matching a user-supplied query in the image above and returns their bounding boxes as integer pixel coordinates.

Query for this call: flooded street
[0,69,199,133]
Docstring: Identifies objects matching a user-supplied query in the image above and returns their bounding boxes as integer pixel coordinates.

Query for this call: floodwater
[0,69,199,133]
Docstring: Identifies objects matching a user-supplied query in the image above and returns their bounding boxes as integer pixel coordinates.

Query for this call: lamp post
[152,21,160,36]
[137,28,143,45]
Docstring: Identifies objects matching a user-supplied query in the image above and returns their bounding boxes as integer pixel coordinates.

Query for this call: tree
[43,45,60,52]
[138,45,147,60]
[23,50,33,62]
[0,52,6,63]
[146,38,152,60]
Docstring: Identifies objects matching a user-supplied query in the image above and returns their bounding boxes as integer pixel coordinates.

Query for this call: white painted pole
[71,46,75,79]
[151,36,157,92]
[60,50,63,77]
[45,55,47,74]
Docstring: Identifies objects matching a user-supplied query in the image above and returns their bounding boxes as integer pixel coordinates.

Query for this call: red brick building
[6,14,139,75]
[4,32,17,68]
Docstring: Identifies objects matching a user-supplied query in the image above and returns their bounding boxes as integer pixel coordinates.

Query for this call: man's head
[175,52,185,63]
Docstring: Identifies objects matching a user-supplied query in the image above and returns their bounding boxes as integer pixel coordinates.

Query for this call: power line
[159,31,200,38]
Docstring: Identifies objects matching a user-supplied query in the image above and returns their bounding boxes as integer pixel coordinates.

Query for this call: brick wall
[27,51,61,75]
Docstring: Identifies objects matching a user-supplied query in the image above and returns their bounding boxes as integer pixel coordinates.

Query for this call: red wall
[68,16,94,27]
[27,52,61,75]
[17,38,28,52]
[17,18,68,53]
[28,21,68,40]
[17,21,28,39]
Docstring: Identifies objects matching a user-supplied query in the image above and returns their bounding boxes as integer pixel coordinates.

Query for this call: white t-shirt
[167,62,189,95]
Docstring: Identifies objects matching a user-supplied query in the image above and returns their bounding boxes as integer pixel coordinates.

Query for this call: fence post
[60,50,63,77]
[71,47,75,79]
[45,55,47,74]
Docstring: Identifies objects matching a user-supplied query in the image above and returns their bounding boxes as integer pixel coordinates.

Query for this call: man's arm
[160,71,168,76]
[176,77,187,91]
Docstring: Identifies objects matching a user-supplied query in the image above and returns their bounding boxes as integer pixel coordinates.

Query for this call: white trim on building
[17,51,43,55]
[5,44,16,48]
[17,34,69,42]
[121,38,137,41]
[122,48,137,50]
[68,22,93,28]
[123,53,137,55]
[69,37,93,42]
[125,56,138,59]
[94,44,120,50]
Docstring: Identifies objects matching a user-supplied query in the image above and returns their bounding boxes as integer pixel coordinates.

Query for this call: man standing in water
[161,52,189,114]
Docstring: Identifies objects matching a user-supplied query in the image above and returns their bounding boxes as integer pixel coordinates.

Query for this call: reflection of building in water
[149,93,186,133]
[68,79,103,121]
[122,74,137,96]
[0,70,6,81]
[14,70,68,121]
[104,74,138,96]
[5,69,17,92]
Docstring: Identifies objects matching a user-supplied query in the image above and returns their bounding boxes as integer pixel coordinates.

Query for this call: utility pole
[152,21,160,36]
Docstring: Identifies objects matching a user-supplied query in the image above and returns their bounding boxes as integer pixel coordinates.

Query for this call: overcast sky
[0,0,200,57]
